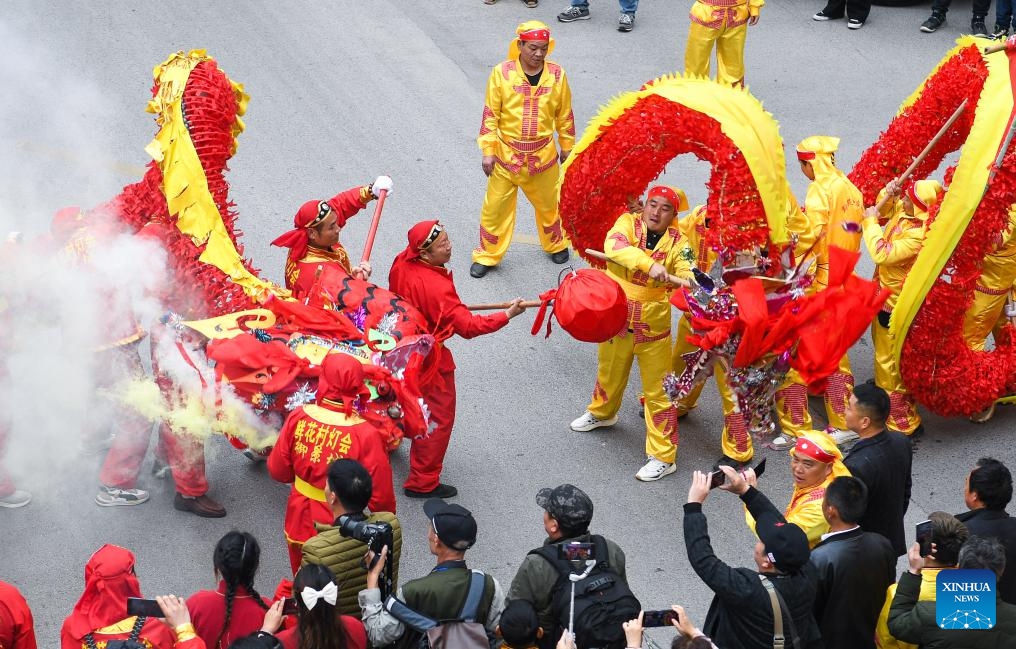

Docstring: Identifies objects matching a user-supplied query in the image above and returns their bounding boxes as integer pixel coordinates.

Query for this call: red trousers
[404,368,455,492]
[0,423,14,498]
[97,344,155,488]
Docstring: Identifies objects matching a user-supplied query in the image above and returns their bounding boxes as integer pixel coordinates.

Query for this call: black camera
[338,516,394,556]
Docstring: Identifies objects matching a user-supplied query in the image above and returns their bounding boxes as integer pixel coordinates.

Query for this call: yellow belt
[294,477,327,502]
[613,276,669,303]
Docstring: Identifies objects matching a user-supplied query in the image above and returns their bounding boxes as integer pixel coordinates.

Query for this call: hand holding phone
[915,520,934,557]
[641,609,677,628]
[127,597,164,618]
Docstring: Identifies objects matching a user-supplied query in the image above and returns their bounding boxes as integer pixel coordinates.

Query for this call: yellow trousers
[589,331,679,463]
[684,21,748,87]
[672,315,753,462]
[963,287,1010,352]
[871,319,921,434]
[473,160,568,266]
[774,356,853,436]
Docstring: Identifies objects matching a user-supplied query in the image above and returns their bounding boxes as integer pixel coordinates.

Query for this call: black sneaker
[550,249,570,264]
[469,262,491,278]
[618,12,634,32]
[557,6,590,22]
[813,9,842,21]
[972,18,988,37]
[847,18,864,29]
[993,24,1010,39]
[404,483,458,499]
[921,14,945,33]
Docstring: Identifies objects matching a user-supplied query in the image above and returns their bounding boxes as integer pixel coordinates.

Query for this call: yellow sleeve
[874,584,914,649]
[786,500,829,548]
[666,233,694,279]
[556,68,576,153]
[604,214,654,273]
[478,67,502,156]
[749,0,764,16]
[826,183,863,254]
[862,219,924,266]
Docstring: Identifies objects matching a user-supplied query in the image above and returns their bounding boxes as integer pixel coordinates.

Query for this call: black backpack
[83,615,147,649]
[530,536,641,649]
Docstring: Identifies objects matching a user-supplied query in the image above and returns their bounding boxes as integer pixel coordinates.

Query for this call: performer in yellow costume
[672,204,753,465]
[684,0,765,87]
[748,431,850,548]
[471,21,576,279]
[570,186,693,482]
[861,179,941,436]
[772,136,864,449]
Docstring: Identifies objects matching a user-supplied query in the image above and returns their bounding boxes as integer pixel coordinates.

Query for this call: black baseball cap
[424,499,477,551]
[536,484,593,531]
[756,512,810,573]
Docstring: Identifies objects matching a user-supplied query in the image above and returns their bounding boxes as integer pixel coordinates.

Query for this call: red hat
[792,435,837,464]
[271,195,350,264]
[64,545,142,642]
[646,185,689,212]
[317,353,371,415]
[393,220,443,267]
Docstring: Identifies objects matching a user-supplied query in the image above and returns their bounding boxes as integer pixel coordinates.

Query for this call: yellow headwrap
[796,135,840,179]
[907,179,944,220]
[789,430,851,479]
[509,21,555,60]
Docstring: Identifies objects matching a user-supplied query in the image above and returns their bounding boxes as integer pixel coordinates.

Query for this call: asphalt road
[2,1,1014,644]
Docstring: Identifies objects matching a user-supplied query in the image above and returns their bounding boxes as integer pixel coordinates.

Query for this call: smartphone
[558,542,595,561]
[754,458,767,479]
[916,520,934,556]
[282,598,300,616]
[126,597,163,618]
[708,470,726,490]
[641,610,677,628]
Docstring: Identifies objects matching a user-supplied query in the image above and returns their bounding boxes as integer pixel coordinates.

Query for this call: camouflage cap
[535,484,593,531]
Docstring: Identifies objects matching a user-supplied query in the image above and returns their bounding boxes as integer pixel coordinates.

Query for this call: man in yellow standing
[671,204,754,467]
[861,179,941,436]
[684,0,765,87]
[471,21,576,279]
[570,186,693,482]
[772,136,864,450]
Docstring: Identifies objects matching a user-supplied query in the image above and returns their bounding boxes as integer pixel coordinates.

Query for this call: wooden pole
[874,99,967,211]
[583,248,692,288]
[359,188,388,264]
[466,300,542,311]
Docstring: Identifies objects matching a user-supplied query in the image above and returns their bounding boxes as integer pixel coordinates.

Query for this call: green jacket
[301,511,402,616]
[888,571,1016,648]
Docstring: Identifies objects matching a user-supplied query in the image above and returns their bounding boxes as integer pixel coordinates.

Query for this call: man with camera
[685,465,823,649]
[300,459,402,614]
[508,484,630,649]
[359,499,504,649]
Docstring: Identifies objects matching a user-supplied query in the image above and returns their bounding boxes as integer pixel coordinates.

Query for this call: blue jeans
[571,0,639,14]
[998,0,1016,28]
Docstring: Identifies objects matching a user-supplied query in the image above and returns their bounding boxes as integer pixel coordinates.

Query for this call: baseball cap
[535,484,593,531]
[423,499,477,550]
[756,512,810,573]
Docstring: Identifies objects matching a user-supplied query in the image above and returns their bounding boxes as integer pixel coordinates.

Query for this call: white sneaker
[827,428,860,447]
[769,434,795,450]
[95,485,150,507]
[570,411,618,432]
[635,457,677,482]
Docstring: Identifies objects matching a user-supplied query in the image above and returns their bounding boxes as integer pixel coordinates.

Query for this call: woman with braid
[187,532,272,648]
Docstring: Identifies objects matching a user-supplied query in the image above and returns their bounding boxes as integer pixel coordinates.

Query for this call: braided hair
[293,564,349,649]
[213,531,270,649]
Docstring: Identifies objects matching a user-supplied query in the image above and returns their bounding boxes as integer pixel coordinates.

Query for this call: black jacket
[843,430,912,556]
[809,527,896,649]
[956,508,1016,604]
[684,487,824,649]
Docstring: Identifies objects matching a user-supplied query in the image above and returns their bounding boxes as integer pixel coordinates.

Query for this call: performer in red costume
[268,353,397,573]
[389,221,527,499]
[0,580,36,649]
[271,176,393,305]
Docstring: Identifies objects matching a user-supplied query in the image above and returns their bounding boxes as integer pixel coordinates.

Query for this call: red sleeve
[419,272,510,340]
[175,637,207,649]
[0,585,36,649]
[342,616,368,649]
[360,424,396,514]
[327,187,368,226]
[267,412,298,484]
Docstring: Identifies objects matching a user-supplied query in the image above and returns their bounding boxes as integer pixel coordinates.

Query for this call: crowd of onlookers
[4,385,1016,649]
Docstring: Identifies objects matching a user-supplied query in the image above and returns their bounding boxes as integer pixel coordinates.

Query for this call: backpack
[530,536,641,649]
[385,570,491,649]
[82,615,147,649]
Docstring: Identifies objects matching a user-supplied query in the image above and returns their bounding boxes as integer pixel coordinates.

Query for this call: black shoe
[813,9,843,21]
[993,24,1010,39]
[972,18,988,37]
[469,262,492,278]
[847,18,864,29]
[550,249,570,264]
[174,492,227,518]
[404,483,458,499]
[921,13,945,32]
[558,6,590,22]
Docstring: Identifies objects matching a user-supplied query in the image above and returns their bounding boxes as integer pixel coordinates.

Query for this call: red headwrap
[271,195,351,264]
[519,28,550,41]
[646,185,689,212]
[392,220,442,266]
[317,353,371,415]
[64,545,142,642]
[792,436,836,464]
